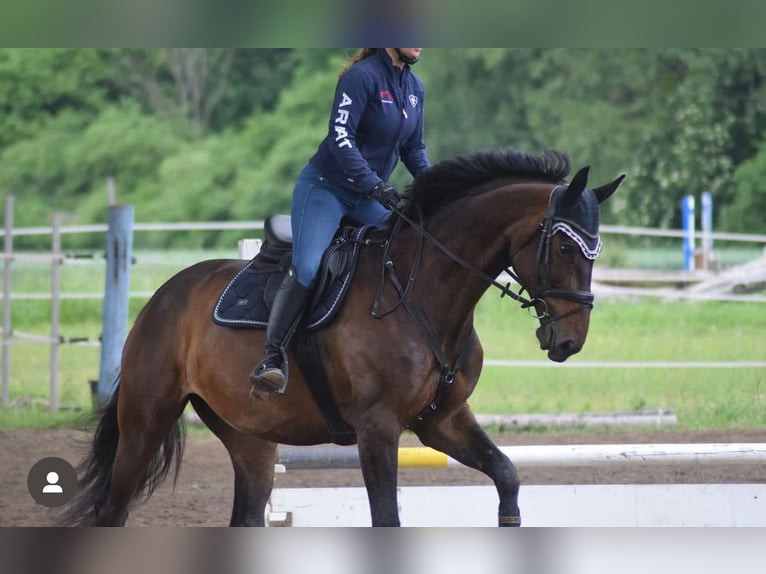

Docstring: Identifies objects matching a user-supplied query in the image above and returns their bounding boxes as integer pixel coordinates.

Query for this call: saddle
[213,215,385,446]
[213,215,373,331]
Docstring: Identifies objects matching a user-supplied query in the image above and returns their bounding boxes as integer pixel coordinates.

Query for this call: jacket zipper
[380,66,409,179]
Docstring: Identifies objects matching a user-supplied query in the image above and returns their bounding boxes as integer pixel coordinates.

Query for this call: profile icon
[27,457,77,507]
[42,471,64,494]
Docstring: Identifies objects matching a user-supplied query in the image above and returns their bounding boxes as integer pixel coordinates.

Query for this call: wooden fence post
[2,195,13,405]
[96,205,134,407]
[49,214,62,411]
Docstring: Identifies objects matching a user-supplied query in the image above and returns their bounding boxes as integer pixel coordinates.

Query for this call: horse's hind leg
[189,396,277,526]
[96,385,187,526]
[412,404,521,526]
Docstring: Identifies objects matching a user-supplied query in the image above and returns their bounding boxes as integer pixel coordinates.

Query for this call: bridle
[372,184,597,325]
[529,184,597,324]
[371,183,599,420]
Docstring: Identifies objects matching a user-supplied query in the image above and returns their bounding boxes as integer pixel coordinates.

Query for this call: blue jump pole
[96,205,134,407]
[682,195,695,271]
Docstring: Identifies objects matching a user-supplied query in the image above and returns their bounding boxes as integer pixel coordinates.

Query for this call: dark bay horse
[59,148,623,527]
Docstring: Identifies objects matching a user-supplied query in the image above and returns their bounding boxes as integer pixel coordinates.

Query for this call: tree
[724,145,766,233]
[108,49,313,133]
[625,49,766,228]
[0,49,114,149]
[417,49,537,161]
[2,49,765,249]
[110,49,236,133]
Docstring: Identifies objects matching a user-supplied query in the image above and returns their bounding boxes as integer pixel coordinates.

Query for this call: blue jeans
[291,164,391,287]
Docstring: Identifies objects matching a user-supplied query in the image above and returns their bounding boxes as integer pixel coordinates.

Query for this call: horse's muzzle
[548,339,581,362]
[537,323,582,362]
[536,323,552,351]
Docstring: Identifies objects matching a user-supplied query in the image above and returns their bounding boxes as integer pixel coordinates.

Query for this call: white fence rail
[600,223,766,244]
[0,220,265,238]
[3,220,765,243]
[484,359,766,368]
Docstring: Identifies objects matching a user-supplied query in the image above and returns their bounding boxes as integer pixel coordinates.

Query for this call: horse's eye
[559,243,575,257]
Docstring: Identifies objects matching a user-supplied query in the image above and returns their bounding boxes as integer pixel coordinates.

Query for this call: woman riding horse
[250,48,430,394]
[58,147,623,527]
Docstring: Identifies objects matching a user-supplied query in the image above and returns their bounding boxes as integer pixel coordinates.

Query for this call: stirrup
[250,360,286,396]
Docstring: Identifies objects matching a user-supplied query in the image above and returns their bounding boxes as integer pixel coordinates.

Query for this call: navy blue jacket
[308,50,430,194]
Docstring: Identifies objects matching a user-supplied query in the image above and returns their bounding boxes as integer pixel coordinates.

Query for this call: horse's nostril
[560,339,582,356]
[549,339,582,362]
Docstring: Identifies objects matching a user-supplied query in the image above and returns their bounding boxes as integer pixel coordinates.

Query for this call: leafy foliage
[724,144,766,232]
[1,48,765,247]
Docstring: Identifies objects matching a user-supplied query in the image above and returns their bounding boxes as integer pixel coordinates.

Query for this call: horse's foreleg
[412,404,521,527]
[189,396,277,526]
[356,411,401,526]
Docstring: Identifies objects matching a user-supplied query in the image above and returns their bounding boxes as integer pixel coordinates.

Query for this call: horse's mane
[405,148,571,217]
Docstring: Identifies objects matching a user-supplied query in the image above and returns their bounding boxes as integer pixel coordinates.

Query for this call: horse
[58,148,623,527]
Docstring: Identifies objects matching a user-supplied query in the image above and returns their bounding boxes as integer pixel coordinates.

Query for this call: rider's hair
[340,49,378,76]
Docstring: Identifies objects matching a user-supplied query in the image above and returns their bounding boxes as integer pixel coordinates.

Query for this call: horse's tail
[56,376,186,526]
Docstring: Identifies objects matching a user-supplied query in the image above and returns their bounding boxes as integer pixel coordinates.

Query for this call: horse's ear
[562,166,590,206]
[592,174,626,204]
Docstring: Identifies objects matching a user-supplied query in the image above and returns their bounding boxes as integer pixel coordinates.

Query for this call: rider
[250,48,431,395]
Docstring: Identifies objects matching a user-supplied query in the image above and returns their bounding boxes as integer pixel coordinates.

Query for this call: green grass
[0,403,89,429]
[471,296,766,428]
[1,248,764,430]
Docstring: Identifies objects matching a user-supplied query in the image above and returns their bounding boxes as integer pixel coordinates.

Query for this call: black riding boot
[249,272,312,395]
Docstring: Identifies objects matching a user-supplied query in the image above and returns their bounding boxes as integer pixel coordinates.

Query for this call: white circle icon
[43,471,64,494]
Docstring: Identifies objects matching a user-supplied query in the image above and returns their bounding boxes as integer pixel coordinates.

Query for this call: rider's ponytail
[340,49,377,76]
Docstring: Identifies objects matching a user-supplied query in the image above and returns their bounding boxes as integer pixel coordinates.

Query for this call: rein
[372,203,539,319]
[371,204,477,420]
[370,187,597,418]
[375,190,596,320]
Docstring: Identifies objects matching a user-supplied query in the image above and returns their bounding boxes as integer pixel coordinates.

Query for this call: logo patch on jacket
[380,90,394,104]
[409,95,418,107]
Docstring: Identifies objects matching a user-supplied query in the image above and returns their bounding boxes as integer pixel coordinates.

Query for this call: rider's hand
[369,182,402,210]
